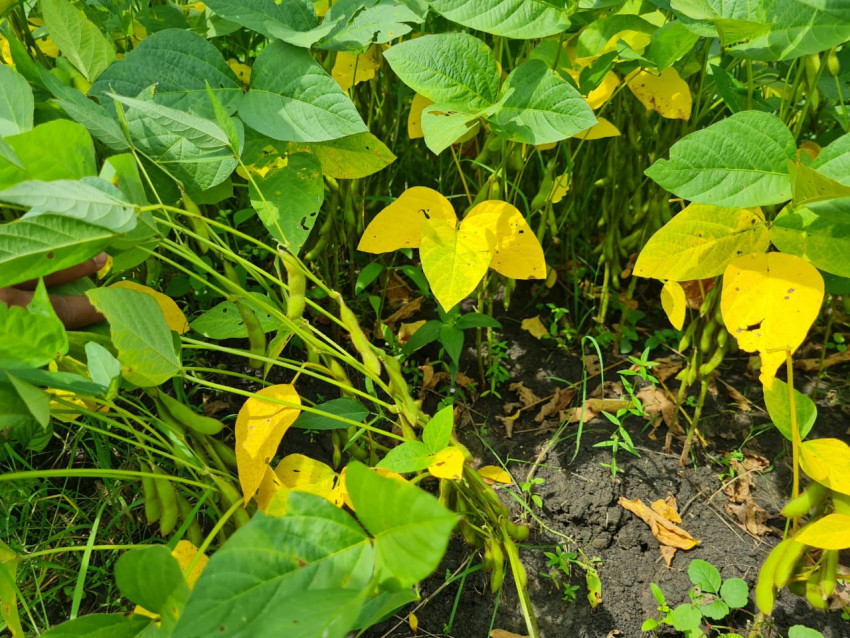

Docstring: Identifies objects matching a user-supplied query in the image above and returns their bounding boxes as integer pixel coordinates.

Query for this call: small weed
[518,477,545,509]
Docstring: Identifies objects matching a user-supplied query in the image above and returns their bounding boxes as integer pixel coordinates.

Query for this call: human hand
[0,253,108,329]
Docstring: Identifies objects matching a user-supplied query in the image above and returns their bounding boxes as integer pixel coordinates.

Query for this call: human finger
[15,253,109,290]
[49,294,104,329]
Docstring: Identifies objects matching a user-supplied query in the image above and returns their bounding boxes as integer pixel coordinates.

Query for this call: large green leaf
[0,215,114,287]
[576,14,658,58]
[383,33,500,111]
[0,281,67,369]
[0,381,52,453]
[811,133,850,186]
[174,494,372,638]
[346,461,457,589]
[288,132,395,179]
[763,378,816,441]
[239,41,367,142]
[90,29,241,116]
[41,0,116,81]
[489,60,596,145]
[645,111,795,207]
[789,161,850,206]
[798,0,850,21]
[0,120,96,188]
[292,397,369,431]
[0,178,136,233]
[430,0,570,39]
[316,0,425,51]
[635,203,770,280]
[421,107,479,155]
[249,152,324,253]
[115,547,189,620]
[202,0,316,41]
[771,198,850,278]
[40,614,152,638]
[118,94,237,192]
[189,293,282,339]
[0,66,33,137]
[86,287,181,387]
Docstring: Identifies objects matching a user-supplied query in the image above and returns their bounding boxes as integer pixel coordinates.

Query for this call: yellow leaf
[332,47,379,92]
[254,465,285,512]
[0,32,12,67]
[548,171,570,204]
[408,93,433,139]
[171,540,208,589]
[428,446,465,480]
[521,316,549,339]
[409,612,418,633]
[96,254,113,279]
[235,384,301,505]
[619,496,700,553]
[227,58,251,86]
[800,438,850,496]
[313,0,329,17]
[660,280,686,330]
[337,465,405,511]
[575,117,621,140]
[626,67,692,120]
[398,319,426,344]
[567,69,620,109]
[358,186,456,253]
[274,453,336,499]
[478,465,512,484]
[721,253,824,387]
[109,281,189,334]
[420,218,493,311]
[796,513,850,550]
[461,200,546,280]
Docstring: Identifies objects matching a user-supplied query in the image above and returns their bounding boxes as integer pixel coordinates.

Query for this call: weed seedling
[518,477,545,509]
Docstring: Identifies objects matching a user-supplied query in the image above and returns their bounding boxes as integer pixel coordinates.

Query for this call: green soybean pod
[155,389,223,436]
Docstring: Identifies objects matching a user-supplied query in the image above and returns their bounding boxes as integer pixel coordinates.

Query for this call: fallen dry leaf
[618,496,699,567]
[720,379,753,413]
[383,296,423,330]
[636,385,675,434]
[534,386,576,423]
[521,315,549,339]
[649,356,685,384]
[397,320,426,344]
[725,500,772,536]
[202,398,231,417]
[795,349,850,372]
[490,630,528,638]
[584,354,601,376]
[509,381,541,408]
[651,495,681,523]
[385,271,414,306]
[586,398,633,413]
[497,413,519,438]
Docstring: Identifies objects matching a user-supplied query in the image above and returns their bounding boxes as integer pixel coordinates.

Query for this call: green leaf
[771,198,850,278]
[90,29,241,116]
[202,0,316,41]
[645,111,795,207]
[429,0,570,39]
[789,624,829,638]
[0,66,33,136]
[489,59,596,145]
[0,380,51,451]
[41,0,116,81]
[0,214,114,288]
[292,398,369,431]
[376,440,433,473]
[86,287,181,387]
[40,614,152,638]
[763,377,817,441]
[789,161,850,206]
[249,152,324,253]
[10,367,106,396]
[438,324,463,367]
[346,461,457,588]
[699,598,730,620]
[720,577,749,608]
[576,14,657,58]
[115,547,189,618]
[0,280,67,369]
[454,313,501,329]
[383,34,500,110]
[288,132,395,179]
[688,559,722,593]
[634,203,770,280]
[7,372,50,428]
[0,120,97,188]
[100,154,149,206]
[670,603,702,631]
[421,106,479,155]
[0,541,24,638]
[811,133,850,186]
[174,495,372,638]
[0,178,136,233]
[316,0,425,51]
[423,405,454,454]
[86,341,122,392]
[239,41,367,143]
[400,319,441,356]
[112,93,232,147]
[647,20,701,70]
[189,294,281,339]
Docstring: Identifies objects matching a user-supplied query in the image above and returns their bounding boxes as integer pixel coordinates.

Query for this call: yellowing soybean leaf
[635,204,770,281]
[796,514,850,550]
[549,171,570,204]
[332,47,379,92]
[287,132,395,180]
[171,540,208,589]
[461,200,546,279]
[254,465,285,512]
[227,58,251,86]
[521,315,549,339]
[420,218,493,311]
[575,117,620,140]
[358,186,456,253]
[721,253,824,387]
[428,446,464,480]
[660,280,686,330]
[479,465,512,484]
[110,281,189,334]
[235,383,301,505]
[0,541,23,638]
[627,67,692,121]
[800,438,850,496]
[567,69,619,110]
[408,93,433,139]
[274,453,336,499]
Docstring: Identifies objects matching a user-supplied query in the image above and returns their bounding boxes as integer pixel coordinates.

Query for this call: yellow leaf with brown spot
[627,67,692,120]
[408,93,434,139]
[358,186,456,253]
[428,446,465,480]
[227,58,251,86]
[575,117,620,140]
[110,281,190,334]
[461,200,546,280]
[171,540,208,589]
[332,47,379,91]
[398,320,426,344]
[660,280,686,330]
[721,253,823,387]
[479,465,512,484]
[275,453,336,498]
[235,384,301,504]
[521,315,549,339]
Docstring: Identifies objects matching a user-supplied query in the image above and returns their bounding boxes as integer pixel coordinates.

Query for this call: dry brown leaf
[721,381,753,413]
[636,385,675,432]
[725,500,772,536]
[586,398,633,413]
[723,474,752,504]
[385,271,413,306]
[497,413,519,438]
[659,544,677,569]
[650,356,685,383]
[383,296,422,330]
[651,496,681,523]
[565,404,599,424]
[490,630,528,638]
[419,363,436,392]
[521,315,549,339]
[397,320,426,344]
[680,278,715,310]
[619,496,699,567]
[509,381,541,408]
[795,349,850,372]
[742,451,769,472]
[535,386,576,423]
[202,398,231,417]
[584,354,601,376]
